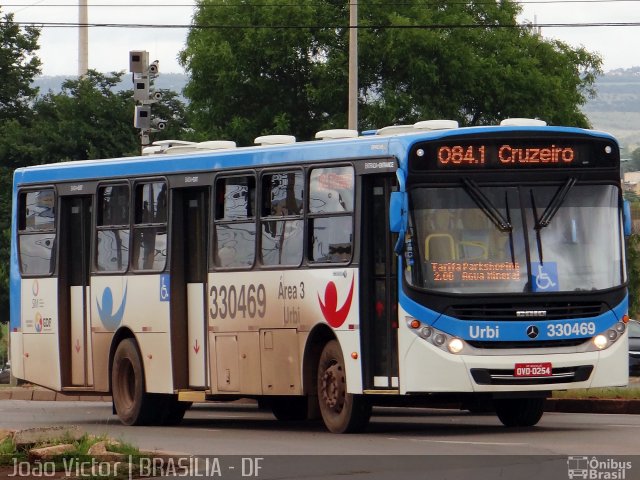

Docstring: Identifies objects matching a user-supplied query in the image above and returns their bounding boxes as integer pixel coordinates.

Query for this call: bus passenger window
[132,182,167,272]
[260,171,303,266]
[309,166,354,264]
[18,189,56,275]
[213,176,256,268]
[96,184,130,272]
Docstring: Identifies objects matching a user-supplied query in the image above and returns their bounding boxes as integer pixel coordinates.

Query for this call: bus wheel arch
[108,328,136,395]
[302,324,336,421]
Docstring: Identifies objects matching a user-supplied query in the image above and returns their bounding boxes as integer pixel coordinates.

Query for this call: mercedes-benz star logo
[526,325,539,339]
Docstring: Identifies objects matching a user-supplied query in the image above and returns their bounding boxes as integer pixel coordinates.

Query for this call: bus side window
[96,184,130,273]
[18,189,57,276]
[213,176,256,269]
[260,170,304,267]
[308,166,354,264]
[132,181,167,272]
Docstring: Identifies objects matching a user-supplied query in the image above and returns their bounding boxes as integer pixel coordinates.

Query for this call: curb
[546,398,640,414]
[0,387,111,402]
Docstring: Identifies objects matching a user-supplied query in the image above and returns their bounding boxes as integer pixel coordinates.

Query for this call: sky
[2,0,640,77]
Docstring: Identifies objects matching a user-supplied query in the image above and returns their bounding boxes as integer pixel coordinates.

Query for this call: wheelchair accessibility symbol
[531,262,559,292]
[160,273,170,302]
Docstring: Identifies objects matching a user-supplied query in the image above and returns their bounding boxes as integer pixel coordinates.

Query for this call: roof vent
[195,140,237,150]
[142,140,196,155]
[413,120,459,130]
[254,135,296,146]
[376,125,415,136]
[500,118,547,127]
[315,129,359,140]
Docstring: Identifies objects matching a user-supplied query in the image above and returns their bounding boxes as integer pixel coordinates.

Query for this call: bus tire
[317,340,371,433]
[494,398,545,427]
[112,338,151,426]
[161,397,191,426]
[269,396,308,421]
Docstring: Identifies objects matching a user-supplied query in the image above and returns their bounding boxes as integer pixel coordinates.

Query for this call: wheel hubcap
[321,363,345,412]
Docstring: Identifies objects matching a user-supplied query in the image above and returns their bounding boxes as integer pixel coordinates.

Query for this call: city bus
[9,119,630,433]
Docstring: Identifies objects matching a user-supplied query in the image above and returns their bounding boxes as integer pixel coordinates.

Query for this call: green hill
[32,69,640,151]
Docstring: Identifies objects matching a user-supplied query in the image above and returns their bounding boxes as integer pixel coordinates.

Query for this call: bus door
[171,187,209,389]
[360,174,399,391]
[59,195,93,387]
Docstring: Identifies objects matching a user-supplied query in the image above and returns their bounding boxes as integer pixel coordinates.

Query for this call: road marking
[386,438,529,446]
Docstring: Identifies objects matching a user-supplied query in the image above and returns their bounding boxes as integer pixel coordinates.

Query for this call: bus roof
[13,124,617,186]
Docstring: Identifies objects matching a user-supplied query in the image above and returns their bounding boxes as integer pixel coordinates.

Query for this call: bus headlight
[593,334,608,350]
[447,338,464,354]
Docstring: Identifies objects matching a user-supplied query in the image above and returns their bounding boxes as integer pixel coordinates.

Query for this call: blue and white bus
[10,119,630,433]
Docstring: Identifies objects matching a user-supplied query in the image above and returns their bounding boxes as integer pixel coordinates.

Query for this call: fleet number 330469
[547,322,596,337]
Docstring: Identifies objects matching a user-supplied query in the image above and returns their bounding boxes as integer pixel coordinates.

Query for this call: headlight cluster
[406,317,465,354]
[592,321,626,351]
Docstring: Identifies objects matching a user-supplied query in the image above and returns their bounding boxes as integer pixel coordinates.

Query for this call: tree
[179,0,601,145]
[179,0,347,145]
[0,11,41,321]
[356,2,601,128]
[0,67,189,320]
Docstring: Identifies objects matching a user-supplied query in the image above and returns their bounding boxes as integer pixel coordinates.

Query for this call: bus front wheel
[494,397,545,427]
[317,340,371,433]
[112,338,151,426]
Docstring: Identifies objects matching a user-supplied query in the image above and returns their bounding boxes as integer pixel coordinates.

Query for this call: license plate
[514,362,552,377]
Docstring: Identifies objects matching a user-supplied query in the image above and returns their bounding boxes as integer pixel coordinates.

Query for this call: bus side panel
[9,177,22,378]
[91,275,173,394]
[136,333,174,394]
[295,268,363,394]
[21,278,61,390]
[90,332,112,392]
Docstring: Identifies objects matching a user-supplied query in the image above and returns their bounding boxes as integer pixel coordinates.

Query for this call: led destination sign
[437,144,575,166]
[411,137,618,171]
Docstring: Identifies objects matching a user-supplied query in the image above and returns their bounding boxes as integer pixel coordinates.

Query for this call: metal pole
[79,0,89,76]
[348,0,358,130]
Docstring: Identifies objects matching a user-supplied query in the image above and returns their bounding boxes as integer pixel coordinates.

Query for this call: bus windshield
[407,183,624,294]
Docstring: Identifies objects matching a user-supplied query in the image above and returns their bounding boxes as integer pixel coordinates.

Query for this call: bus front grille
[447,302,606,321]
[470,365,593,386]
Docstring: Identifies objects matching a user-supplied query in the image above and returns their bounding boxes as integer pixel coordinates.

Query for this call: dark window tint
[216,177,255,220]
[135,182,167,224]
[98,185,129,226]
[261,171,303,216]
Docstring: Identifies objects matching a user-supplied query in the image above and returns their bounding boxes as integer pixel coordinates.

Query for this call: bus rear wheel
[317,340,371,433]
[112,338,152,426]
[494,398,545,427]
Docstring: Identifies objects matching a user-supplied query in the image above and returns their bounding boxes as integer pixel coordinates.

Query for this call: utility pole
[78,0,89,76]
[348,0,358,131]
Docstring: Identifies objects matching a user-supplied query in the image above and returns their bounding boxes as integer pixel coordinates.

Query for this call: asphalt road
[1,400,639,479]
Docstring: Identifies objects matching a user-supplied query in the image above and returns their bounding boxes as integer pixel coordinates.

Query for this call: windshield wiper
[504,191,516,267]
[462,178,512,232]
[537,177,577,229]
